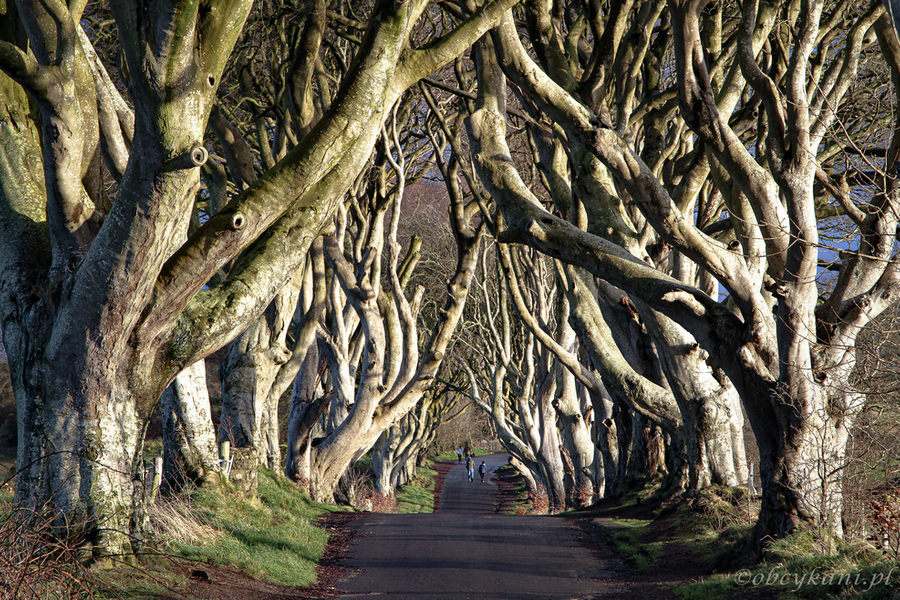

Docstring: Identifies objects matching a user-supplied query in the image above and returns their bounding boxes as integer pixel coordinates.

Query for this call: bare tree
[283,95,485,502]
[372,385,460,497]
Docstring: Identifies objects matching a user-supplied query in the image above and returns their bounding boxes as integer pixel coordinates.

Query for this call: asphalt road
[335,454,617,599]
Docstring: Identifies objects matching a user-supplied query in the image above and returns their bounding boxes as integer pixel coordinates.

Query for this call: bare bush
[0,498,97,600]
[339,466,373,511]
[370,492,399,514]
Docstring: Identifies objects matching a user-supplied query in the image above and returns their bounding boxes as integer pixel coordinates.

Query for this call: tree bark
[160,360,220,493]
[218,283,297,469]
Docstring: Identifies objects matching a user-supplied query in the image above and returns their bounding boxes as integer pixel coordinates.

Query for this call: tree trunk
[1,0,523,560]
[372,426,399,497]
[218,285,296,469]
[16,345,149,559]
[160,360,220,493]
[554,370,597,507]
[642,307,746,490]
[752,383,860,542]
[553,309,597,507]
[589,386,622,499]
[285,340,326,484]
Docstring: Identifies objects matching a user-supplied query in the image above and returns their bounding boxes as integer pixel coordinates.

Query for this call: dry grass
[146,495,223,548]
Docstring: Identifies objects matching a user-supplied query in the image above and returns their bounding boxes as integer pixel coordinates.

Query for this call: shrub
[0,498,97,600]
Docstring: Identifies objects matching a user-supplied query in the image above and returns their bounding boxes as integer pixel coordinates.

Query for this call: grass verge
[674,531,900,600]
[397,460,438,513]
[605,518,660,570]
[493,464,532,515]
[586,485,900,600]
[169,468,335,584]
[434,446,494,462]
[97,468,341,598]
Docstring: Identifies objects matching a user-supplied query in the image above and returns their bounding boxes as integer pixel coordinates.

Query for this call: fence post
[151,456,163,502]
[219,440,231,478]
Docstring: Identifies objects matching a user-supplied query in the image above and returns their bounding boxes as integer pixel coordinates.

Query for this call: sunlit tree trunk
[160,360,220,492]
[218,283,298,469]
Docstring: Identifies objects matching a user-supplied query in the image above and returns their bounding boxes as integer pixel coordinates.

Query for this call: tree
[159,360,219,493]
[372,384,461,497]
[463,0,899,547]
[422,6,745,507]
[0,0,517,558]
[284,90,485,502]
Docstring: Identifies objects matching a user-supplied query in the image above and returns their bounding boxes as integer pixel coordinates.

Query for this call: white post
[219,440,231,477]
[151,456,163,502]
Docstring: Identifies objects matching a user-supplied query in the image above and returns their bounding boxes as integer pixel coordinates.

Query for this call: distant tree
[284,100,484,502]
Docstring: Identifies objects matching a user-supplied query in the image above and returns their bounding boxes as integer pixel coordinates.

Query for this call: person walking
[456,446,463,463]
[478,461,487,483]
[466,454,474,482]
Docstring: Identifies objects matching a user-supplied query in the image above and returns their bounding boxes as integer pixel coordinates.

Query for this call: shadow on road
[335,454,621,600]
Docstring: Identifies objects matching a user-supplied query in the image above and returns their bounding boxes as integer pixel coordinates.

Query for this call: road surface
[335,454,618,599]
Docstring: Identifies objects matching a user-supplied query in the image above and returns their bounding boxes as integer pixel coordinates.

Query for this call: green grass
[434,446,493,462]
[602,518,662,570]
[397,460,437,513]
[578,485,900,600]
[172,468,335,584]
[671,576,739,600]
[98,468,340,598]
[668,489,900,600]
[581,486,754,581]
[733,532,898,600]
[673,537,899,600]
[493,464,531,514]
[434,450,459,461]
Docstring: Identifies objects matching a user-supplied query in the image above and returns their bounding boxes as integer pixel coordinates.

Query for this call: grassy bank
[675,529,899,600]
[148,468,336,586]
[397,460,438,513]
[577,485,899,600]
[493,464,532,515]
[1,469,342,599]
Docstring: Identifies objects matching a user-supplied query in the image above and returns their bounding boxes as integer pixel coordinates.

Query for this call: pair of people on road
[465,454,488,483]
